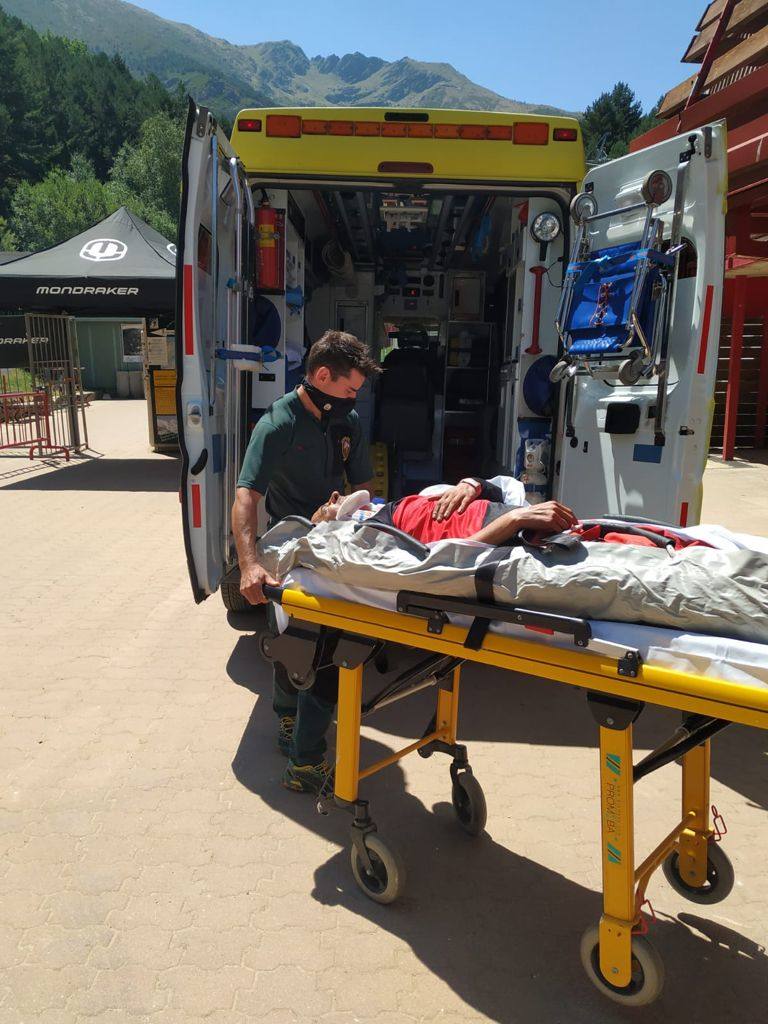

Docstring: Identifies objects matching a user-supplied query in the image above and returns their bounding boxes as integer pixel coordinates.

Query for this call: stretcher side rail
[396,589,643,678]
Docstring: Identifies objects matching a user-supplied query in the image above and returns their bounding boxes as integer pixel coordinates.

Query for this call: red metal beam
[756,318,768,447]
[684,0,738,110]
[723,275,748,460]
[630,63,768,152]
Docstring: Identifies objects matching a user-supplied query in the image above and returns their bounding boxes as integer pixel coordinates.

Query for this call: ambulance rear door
[554,123,726,525]
[177,99,253,602]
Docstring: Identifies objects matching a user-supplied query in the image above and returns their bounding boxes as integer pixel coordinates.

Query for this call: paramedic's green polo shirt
[237,389,373,523]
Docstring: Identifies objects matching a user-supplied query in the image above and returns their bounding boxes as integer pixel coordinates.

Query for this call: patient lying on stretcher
[311,477,577,544]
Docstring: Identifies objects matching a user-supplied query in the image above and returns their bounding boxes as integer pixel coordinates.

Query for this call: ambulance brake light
[237,118,262,132]
[553,128,578,142]
[378,162,434,174]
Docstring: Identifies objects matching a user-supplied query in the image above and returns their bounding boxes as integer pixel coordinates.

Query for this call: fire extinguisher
[257,198,279,290]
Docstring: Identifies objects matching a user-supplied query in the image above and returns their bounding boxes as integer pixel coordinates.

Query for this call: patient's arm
[468,501,577,544]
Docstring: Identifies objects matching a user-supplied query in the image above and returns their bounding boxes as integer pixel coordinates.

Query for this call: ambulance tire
[580,926,665,1007]
[662,841,735,905]
[451,772,487,836]
[350,834,406,904]
[220,570,259,613]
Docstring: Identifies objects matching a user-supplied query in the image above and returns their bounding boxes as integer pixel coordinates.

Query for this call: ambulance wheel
[451,772,487,836]
[549,359,570,383]
[221,570,258,612]
[580,926,665,1007]
[618,357,643,385]
[350,834,406,904]
[662,841,734,905]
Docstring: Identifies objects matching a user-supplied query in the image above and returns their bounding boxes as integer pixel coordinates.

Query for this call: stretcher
[261,575,768,1007]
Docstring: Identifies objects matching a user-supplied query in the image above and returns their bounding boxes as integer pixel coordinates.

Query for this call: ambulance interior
[246,183,570,502]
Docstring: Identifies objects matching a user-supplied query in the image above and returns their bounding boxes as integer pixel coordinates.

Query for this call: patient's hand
[311,491,342,524]
[430,480,478,521]
[515,501,577,534]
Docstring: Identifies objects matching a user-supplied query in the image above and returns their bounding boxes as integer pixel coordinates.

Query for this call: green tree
[581,82,644,162]
[8,155,115,251]
[107,111,185,239]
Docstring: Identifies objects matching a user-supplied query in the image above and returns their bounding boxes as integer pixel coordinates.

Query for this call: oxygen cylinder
[256,199,279,290]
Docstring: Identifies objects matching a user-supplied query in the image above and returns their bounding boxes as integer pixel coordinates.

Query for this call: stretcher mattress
[277,567,768,691]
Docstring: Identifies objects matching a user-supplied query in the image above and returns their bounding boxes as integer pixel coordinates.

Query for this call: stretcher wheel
[451,772,487,836]
[662,840,735,905]
[549,359,570,383]
[580,925,664,1007]
[618,356,643,385]
[350,834,406,905]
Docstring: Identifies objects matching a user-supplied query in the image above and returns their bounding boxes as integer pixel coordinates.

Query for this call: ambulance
[176,99,726,607]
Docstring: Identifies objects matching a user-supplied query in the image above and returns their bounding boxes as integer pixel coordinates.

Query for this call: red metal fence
[0,390,69,459]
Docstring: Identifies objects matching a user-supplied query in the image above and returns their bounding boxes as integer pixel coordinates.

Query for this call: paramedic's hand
[239,562,280,605]
[517,501,578,534]
[431,481,478,521]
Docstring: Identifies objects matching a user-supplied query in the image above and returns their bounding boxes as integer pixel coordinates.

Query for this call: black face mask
[301,378,356,423]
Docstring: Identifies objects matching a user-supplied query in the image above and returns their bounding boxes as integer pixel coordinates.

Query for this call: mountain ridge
[0,0,576,119]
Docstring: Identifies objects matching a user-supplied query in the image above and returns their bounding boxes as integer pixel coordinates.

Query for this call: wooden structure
[631,0,768,459]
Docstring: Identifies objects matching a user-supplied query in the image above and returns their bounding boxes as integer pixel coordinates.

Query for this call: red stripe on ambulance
[696,285,715,375]
[191,483,202,527]
[184,264,195,356]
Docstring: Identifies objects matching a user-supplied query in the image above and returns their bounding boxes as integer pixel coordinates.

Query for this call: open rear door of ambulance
[177,99,253,602]
[555,123,726,526]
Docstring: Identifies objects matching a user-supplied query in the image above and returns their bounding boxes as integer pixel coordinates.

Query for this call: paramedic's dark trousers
[267,604,338,765]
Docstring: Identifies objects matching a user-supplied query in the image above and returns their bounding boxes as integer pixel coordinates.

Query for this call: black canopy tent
[0,207,176,317]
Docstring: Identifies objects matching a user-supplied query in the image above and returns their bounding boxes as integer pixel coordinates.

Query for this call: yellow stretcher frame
[274,586,768,1006]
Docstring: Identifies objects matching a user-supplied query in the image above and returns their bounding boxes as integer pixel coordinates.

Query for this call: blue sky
[133,0,702,111]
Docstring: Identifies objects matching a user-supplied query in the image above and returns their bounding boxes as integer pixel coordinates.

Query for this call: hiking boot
[282,758,335,797]
[277,714,296,756]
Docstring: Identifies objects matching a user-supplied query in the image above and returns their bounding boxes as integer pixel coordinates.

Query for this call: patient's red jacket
[392,495,489,543]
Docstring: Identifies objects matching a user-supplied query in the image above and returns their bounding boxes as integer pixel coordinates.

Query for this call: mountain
[1,0,573,120]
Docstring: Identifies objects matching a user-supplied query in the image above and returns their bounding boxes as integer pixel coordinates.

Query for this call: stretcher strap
[466,547,510,650]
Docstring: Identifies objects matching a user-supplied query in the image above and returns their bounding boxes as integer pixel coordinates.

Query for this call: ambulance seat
[375,347,434,451]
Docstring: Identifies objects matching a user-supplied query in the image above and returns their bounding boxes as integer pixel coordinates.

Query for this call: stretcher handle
[262,584,285,604]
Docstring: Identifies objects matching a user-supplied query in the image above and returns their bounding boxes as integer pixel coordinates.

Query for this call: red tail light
[237,118,262,132]
[553,127,578,142]
[266,115,301,138]
[514,123,549,145]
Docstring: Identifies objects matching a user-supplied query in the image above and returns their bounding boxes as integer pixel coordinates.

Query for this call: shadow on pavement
[227,632,768,1024]
[0,453,180,491]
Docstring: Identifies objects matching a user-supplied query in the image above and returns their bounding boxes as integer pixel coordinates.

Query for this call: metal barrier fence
[25,313,89,454]
[0,390,69,459]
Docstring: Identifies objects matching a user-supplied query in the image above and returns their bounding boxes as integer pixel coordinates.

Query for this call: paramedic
[313,479,577,543]
[232,330,379,794]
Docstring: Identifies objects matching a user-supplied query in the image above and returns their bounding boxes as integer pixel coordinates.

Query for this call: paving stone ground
[1,400,766,1024]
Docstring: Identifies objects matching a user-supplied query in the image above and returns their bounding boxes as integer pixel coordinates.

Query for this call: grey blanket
[257,520,768,644]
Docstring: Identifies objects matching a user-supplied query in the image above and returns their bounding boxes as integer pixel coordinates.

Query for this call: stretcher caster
[549,358,570,383]
[580,925,664,1007]
[350,834,406,905]
[451,771,487,836]
[618,355,643,385]
[661,840,734,905]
